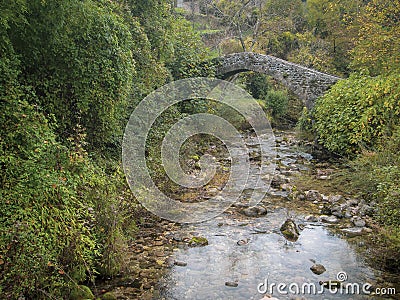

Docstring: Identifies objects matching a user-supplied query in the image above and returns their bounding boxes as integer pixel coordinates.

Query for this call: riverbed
[96,130,399,300]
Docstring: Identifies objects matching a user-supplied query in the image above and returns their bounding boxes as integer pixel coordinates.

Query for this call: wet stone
[306,190,323,202]
[271,174,288,188]
[342,227,364,237]
[310,264,326,275]
[331,205,344,218]
[225,281,238,287]
[320,205,332,215]
[280,219,300,242]
[305,215,318,222]
[174,261,187,267]
[320,215,339,224]
[241,206,267,217]
[328,195,343,203]
[188,236,209,247]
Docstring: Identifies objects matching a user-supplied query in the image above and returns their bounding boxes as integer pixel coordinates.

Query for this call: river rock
[280,183,292,191]
[188,236,208,247]
[328,195,343,203]
[280,219,300,242]
[207,187,219,194]
[346,198,359,206]
[320,204,332,215]
[342,227,364,237]
[344,208,353,219]
[331,205,344,218]
[271,174,289,188]
[358,203,374,217]
[237,238,250,246]
[310,264,326,275]
[306,190,322,202]
[174,260,187,267]
[225,281,238,287]
[241,206,267,217]
[351,216,366,227]
[320,215,339,224]
[305,215,318,222]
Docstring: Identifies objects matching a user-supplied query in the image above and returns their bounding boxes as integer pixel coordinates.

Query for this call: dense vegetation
[1,0,399,298]
[0,0,212,298]
[306,0,400,271]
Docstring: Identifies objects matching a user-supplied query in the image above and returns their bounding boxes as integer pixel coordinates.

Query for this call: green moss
[188,236,209,247]
[70,285,94,300]
[101,292,117,300]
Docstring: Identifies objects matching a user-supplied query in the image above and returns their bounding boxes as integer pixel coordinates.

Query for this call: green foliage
[0,73,96,297]
[165,17,216,79]
[264,90,289,118]
[287,31,339,75]
[242,73,289,119]
[10,0,136,151]
[350,0,400,75]
[1,0,212,298]
[355,127,400,227]
[296,107,315,138]
[70,285,94,300]
[313,73,400,155]
[244,73,271,100]
[341,126,400,271]
[0,64,134,297]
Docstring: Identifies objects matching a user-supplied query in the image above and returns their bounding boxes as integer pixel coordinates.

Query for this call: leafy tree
[350,0,400,75]
[10,0,136,151]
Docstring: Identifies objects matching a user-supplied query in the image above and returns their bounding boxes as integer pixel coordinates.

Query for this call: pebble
[328,195,343,203]
[225,281,238,287]
[306,190,322,201]
[174,261,187,267]
[320,215,339,224]
[305,215,318,222]
[341,227,364,237]
[352,216,366,227]
[310,264,326,275]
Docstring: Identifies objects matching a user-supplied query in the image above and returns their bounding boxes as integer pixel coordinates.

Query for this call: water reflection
[156,208,381,299]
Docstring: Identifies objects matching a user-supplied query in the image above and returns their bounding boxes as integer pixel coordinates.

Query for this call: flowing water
[97,130,399,300]
[151,131,399,300]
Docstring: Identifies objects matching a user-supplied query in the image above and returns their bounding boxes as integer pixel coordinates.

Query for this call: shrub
[264,89,289,118]
[0,91,97,298]
[313,73,400,156]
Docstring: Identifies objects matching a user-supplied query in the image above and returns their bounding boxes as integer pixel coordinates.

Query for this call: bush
[265,89,289,118]
[0,91,97,298]
[10,0,136,151]
[342,125,400,271]
[0,49,134,298]
[313,73,400,156]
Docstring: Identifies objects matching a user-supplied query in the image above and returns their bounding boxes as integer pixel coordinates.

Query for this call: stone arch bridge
[213,52,341,108]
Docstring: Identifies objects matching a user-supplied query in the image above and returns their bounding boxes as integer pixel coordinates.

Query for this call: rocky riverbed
[93,131,399,300]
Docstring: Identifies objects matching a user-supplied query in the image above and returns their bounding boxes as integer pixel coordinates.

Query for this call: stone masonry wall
[214,52,341,108]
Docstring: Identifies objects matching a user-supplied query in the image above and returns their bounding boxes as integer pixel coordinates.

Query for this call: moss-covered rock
[70,285,94,300]
[101,292,117,300]
[280,219,300,242]
[188,236,209,247]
